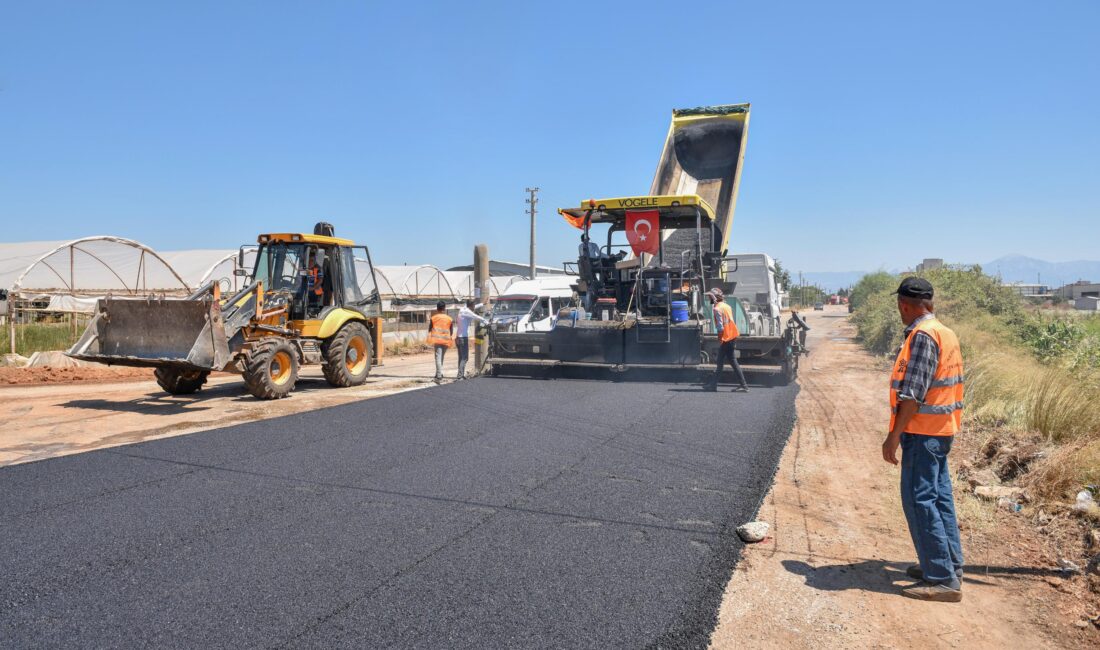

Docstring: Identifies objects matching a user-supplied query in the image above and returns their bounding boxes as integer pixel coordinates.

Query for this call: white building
[1003,282,1050,298]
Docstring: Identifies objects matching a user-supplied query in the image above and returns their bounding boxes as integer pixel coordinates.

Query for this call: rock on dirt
[1,353,30,368]
[975,485,1029,502]
[25,351,99,368]
[995,443,1044,481]
[736,521,770,543]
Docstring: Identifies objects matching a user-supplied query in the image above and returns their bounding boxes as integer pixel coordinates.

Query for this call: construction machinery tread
[154,367,209,395]
[243,337,298,400]
[321,321,372,387]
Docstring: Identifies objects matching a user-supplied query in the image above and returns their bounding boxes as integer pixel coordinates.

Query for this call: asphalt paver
[1,376,797,648]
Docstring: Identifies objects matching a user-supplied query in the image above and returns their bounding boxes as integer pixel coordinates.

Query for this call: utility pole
[526,187,539,279]
[474,244,489,373]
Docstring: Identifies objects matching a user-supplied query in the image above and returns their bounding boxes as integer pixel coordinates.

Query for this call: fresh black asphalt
[1,376,797,648]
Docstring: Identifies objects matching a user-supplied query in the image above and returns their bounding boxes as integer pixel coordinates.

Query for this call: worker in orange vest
[305,250,326,315]
[426,300,454,384]
[704,287,748,392]
[883,277,965,603]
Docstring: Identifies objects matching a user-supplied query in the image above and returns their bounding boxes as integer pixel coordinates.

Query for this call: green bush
[849,271,896,311]
[921,267,1021,323]
[851,288,904,355]
[1017,315,1085,362]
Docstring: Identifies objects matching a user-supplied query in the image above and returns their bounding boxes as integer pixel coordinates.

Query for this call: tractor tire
[154,367,209,395]
[321,322,372,387]
[243,338,299,399]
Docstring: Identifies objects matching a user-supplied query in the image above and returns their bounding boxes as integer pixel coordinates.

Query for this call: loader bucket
[67,297,231,371]
[651,104,750,259]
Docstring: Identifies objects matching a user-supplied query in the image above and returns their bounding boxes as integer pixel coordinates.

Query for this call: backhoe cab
[69,223,384,400]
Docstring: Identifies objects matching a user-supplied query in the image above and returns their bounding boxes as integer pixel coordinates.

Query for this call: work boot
[906,565,963,580]
[901,581,962,602]
[703,381,718,393]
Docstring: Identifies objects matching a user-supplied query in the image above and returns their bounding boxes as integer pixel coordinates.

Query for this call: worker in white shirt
[456,299,489,380]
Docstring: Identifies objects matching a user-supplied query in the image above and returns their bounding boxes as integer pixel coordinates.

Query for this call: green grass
[9,321,84,357]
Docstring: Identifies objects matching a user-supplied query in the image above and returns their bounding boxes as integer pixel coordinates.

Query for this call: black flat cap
[894,277,934,299]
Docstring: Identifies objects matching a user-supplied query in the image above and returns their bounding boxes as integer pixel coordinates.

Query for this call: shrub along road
[1,373,796,648]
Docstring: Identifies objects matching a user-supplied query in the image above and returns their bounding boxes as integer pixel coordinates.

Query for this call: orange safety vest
[308,266,323,296]
[427,312,454,348]
[889,316,965,436]
[714,301,740,343]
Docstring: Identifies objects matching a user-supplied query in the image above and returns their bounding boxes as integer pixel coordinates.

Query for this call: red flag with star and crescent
[625,209,660,257]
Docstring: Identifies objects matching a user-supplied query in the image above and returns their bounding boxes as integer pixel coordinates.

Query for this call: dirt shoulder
[709,307,1096,649]
[0,352,448,467]
[0,365,155,386]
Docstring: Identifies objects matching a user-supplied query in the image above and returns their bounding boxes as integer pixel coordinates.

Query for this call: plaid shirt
[896,313,939,403]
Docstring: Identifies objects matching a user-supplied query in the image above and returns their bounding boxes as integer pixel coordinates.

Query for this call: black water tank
[314,222,335,237]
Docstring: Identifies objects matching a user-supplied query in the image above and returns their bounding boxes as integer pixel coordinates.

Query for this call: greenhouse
[2,237,530,354]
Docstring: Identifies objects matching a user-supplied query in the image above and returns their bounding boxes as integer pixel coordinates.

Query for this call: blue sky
[2,1,1097,273]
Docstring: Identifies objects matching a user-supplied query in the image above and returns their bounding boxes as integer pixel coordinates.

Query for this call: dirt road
[0,352,453,467]
[710,306,1084,649]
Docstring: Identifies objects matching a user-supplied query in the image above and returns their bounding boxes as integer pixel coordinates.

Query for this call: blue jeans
[900,433,964,588]
[456,337,470,377]
[433,345,447,380]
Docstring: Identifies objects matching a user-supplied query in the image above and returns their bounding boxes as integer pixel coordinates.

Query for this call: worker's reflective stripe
[930,374,964,388]
[917,401,965,415]
[892,400,965,415]
[890,374,963,390]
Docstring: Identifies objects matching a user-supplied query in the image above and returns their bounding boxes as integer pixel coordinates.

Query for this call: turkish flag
[625,209,660,257]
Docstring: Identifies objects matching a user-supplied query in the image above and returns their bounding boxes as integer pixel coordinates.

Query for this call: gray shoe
[906,565,963,581]
[732,385,749,393]
[901,581,962,602]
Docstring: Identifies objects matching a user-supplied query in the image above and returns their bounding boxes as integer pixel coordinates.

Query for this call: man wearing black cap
[884,277,966,602]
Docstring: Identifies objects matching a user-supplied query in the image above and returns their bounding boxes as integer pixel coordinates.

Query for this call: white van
[491,276,575,332]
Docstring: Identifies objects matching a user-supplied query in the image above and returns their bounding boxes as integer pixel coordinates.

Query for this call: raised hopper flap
[651,104,750,258]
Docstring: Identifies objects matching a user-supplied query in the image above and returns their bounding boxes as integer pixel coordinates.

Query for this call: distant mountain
[797,256,1100,294]
[982,255,1100,287]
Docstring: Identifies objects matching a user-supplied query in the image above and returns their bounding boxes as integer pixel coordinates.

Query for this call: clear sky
[2,1,1097,273]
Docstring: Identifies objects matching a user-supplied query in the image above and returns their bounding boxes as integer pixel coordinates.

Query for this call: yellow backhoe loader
[68,223,383,399]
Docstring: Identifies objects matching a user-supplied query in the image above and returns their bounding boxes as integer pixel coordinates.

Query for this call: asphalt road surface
[2,376,797,648]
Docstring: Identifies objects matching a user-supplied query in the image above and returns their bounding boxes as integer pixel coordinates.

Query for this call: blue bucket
[670,300,689,323]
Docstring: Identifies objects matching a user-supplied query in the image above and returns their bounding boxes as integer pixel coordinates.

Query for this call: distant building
[1003,282,1050,298]
[1051,280,1100,302]
[1076,295,1100,311]
[916,258,944,273]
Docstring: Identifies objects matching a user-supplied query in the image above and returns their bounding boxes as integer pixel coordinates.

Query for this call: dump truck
[487,104,808,383]
[68,224,383,399]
